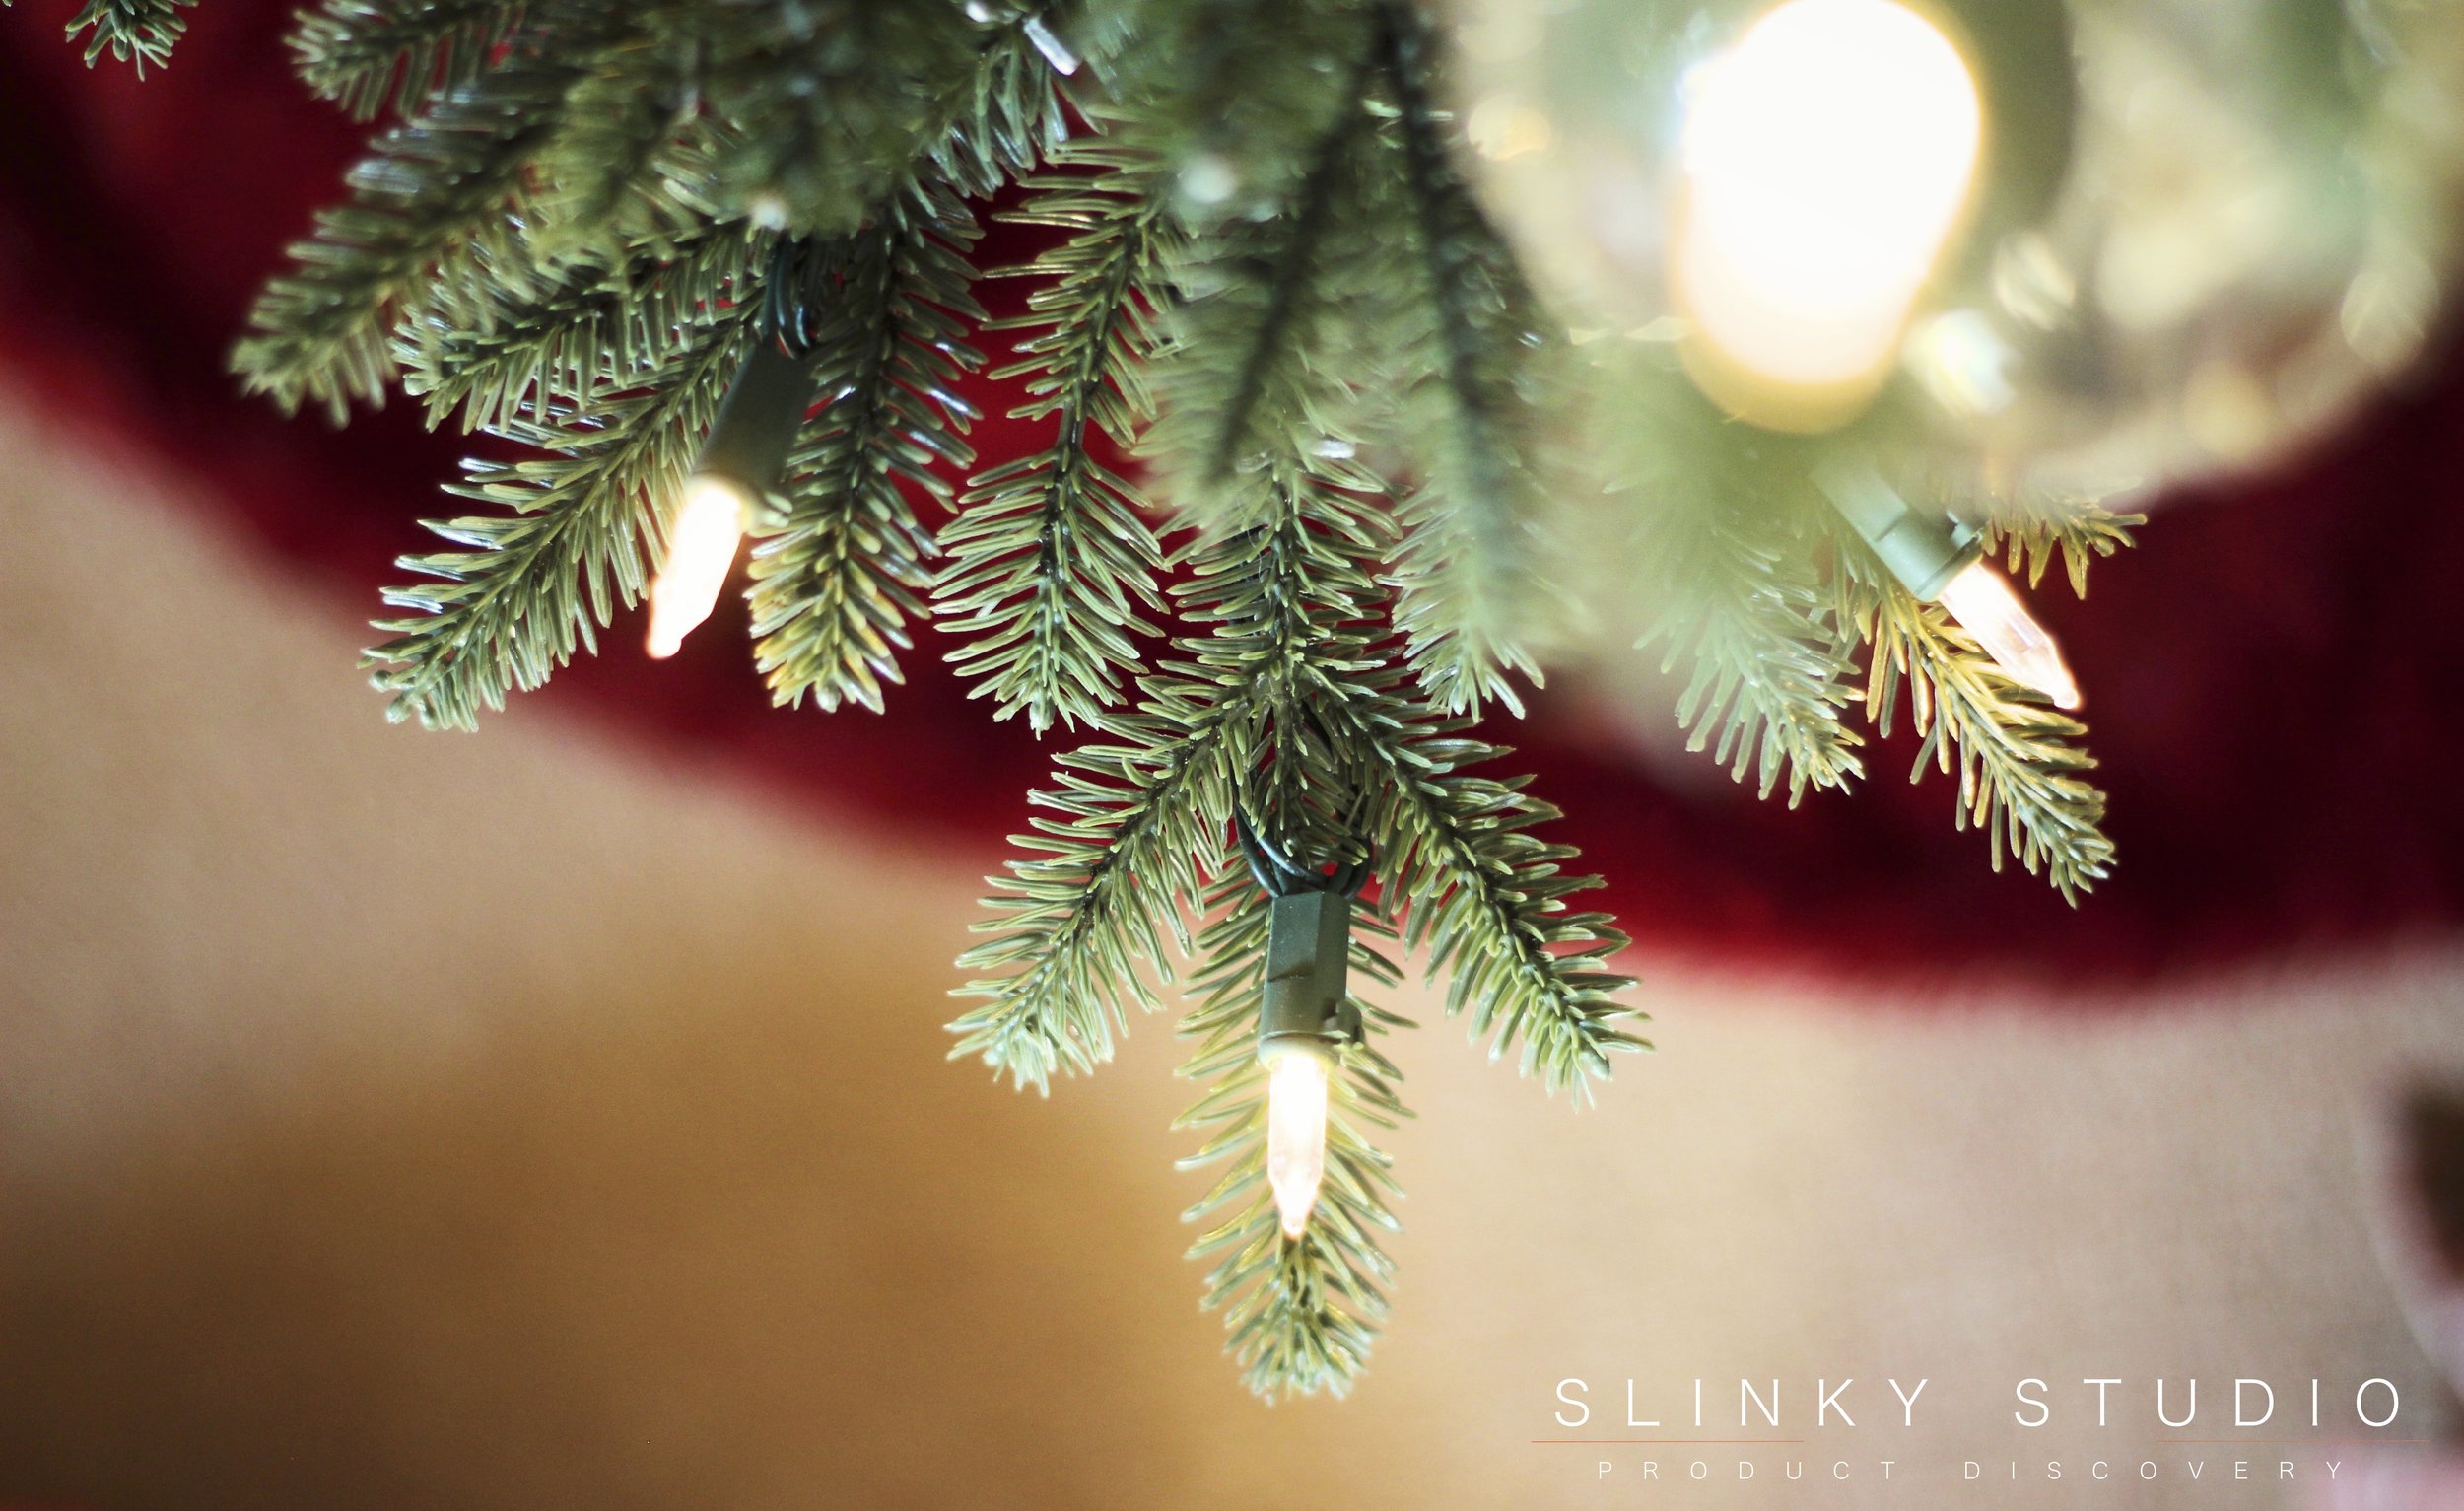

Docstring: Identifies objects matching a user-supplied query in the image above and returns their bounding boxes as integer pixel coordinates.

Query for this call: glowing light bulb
[1938,558,2080,709]
[645,474,751,659]
[1264,1042,1332,1240]
[1673,0,1982,428]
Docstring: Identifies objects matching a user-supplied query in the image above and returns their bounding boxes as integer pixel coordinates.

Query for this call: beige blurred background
[3,389,2460,1509]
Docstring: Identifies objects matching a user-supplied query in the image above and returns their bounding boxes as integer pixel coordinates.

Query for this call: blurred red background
[6,0,2463,990]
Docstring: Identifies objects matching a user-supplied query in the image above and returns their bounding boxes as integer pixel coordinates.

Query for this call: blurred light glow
[645,474,750,660]
[1265,1043,1332,1240]
[1939,558,2080,709]
[1674,0,1982,421]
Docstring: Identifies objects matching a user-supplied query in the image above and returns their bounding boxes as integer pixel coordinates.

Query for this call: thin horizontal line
[2158,1429,2425,1439]
[1528,1429,1804,1439]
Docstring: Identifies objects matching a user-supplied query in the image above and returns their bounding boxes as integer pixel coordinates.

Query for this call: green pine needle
[64,0,193,73]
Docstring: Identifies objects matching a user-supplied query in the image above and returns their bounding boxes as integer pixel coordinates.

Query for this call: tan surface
[2,396,2460,1509]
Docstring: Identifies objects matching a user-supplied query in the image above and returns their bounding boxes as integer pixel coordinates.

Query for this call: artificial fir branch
[1840,545,2115,898]
[395,219,759,434]
[946,701,1237,1089]
[1177,873,1408,1400]
[1344,708,1646,1096]
[522,40,708,267]
[1977,486,2144,598]
[232,9,620,420]
[949,442,1394,1089]
[365,303,757,728]
[692,0,986,234]
[1105,0,1380,220]
[63,0,192,72]
[1636,491,1865,804]
[918,2,1076,200]
[1140,38,1384,515]
[1369,0,1552,717]
[41,0,2167,1402]
[935,142,1174,732]
[746,187,985,713]
[287,0,521,121]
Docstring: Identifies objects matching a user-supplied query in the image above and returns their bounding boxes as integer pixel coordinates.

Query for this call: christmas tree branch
[1144,51,1382,512]
[287,0,520,121]
[917,1,1075,200]
[947,706,1241,1088]
[64,0,192,72]
[1346,709,1646,1098]
[1840,544,2115,898]
[1370,0,1551,717]
[364,302,756,728]
[935,143,1173,733]
[522,40,710,266]
[693,0,985,234]
[1977,486,2144,598]
[232,14,616,420]
[397,218,757,434]
[1638,492,1865,804]
[746,189,984,714]
[1103,0,1380,220]
[948,447,1392,1089]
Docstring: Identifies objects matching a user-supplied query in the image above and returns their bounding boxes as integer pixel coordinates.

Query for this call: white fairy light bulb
[640,332,817,659]
[1936,557,2080,709]
[1818,458,2081,708]
[644,474,752,659]
[1673,0,1982,429]
[1263,1042,1333,1240]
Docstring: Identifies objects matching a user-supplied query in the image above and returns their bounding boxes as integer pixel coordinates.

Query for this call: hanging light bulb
[1817,459,2079,708]
[1934,555,2078,709]
[1236,813,1370,1243]
[643,334,817,658]
[1264,1041,1334,1240]
[645,475,754,659]
[1671,0,1983,431]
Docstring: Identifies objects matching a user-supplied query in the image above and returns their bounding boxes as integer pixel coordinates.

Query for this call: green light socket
[1814,459,1981,603]
[1257,891,1359,1060]
[694,336,818,507]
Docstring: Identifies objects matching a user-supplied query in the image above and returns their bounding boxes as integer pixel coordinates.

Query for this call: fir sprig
[1369,0,1552,717]
[73,0,2175,1405]
[365,302,757,728]
[746,185,986,713]
[396,219,758,433]
[1142,51,1383,516]
[1841,544,2115,897]
[287,0,521,120]
[233,14,617,420]
[949,446,1394,1089]
[1104,0,1380,220]
[691,0,984,234]
[1638,493,1865,804]
[64,0,192,72]
[1978,485,2145,598]
[1345,707,1646,1096]
[935,142,1174,732]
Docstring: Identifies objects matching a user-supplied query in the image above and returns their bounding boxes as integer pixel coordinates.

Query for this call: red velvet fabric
[6,0,2462,992]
